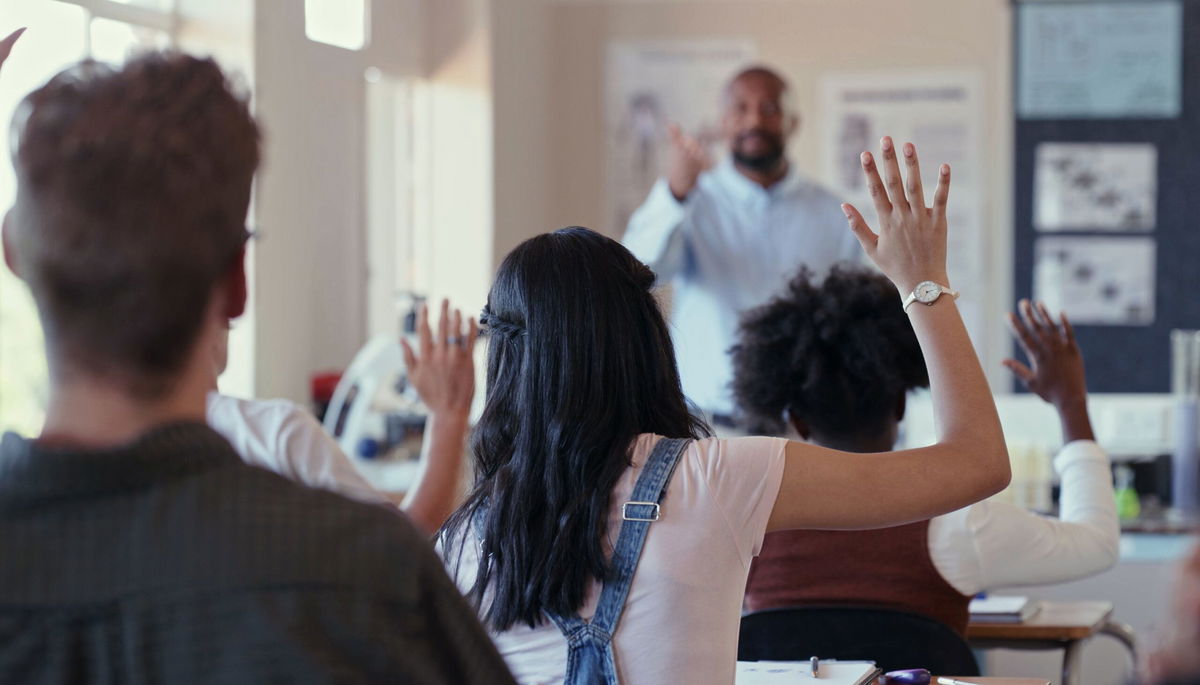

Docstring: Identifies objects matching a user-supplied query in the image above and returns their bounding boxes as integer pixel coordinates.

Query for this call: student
[0,52,513,683]
[206,299,478,533]
[439,138,1010,685]
[734,267,1119,635]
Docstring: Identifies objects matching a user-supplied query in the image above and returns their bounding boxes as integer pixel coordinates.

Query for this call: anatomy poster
[605,39,755,233]
[1034,143,1157,232]
[1034,236,1156,326]
[820,70,987,346]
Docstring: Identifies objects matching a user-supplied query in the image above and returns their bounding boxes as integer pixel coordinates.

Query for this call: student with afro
[732,266,1119,637]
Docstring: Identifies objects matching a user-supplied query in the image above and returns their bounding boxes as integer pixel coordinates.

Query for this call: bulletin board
[1012,0,1200,392]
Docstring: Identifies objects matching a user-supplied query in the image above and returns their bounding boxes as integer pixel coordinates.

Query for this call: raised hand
[842,137,950,295]
[0,28,25,74]
[398,300,477,533]
[1004,299,1094,442]
[666,122,712,201]
[400,299,478,419]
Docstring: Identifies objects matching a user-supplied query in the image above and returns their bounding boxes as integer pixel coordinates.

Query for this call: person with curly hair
[733,267,1119,638]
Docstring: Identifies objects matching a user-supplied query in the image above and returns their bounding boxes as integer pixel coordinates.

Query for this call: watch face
[915,281,942,303]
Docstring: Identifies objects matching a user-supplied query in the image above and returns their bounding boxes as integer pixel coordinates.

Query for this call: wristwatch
[903,281,959,312]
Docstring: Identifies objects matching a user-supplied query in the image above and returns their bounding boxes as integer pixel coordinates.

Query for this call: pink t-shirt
[441,433,787,685]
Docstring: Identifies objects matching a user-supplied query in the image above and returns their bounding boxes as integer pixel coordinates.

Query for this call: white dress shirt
[624,159,860,415]
[928,439,1120,595]
[206,392,390,506]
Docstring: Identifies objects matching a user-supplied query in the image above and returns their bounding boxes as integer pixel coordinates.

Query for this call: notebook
[736,660,881,684]
[969,595,1040,623]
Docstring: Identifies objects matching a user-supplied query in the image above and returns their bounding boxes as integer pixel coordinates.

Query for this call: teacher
[624,66,861,425]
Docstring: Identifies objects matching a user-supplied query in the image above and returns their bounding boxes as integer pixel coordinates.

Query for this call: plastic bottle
[1114,464,1141,521]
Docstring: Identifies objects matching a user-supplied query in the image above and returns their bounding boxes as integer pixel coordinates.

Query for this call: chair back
[738,605,980,675]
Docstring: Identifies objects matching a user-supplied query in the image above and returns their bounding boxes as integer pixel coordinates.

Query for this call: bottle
[1114,464,1141,522]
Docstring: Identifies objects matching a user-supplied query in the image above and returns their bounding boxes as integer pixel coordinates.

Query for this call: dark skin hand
[1003,299,1096,444]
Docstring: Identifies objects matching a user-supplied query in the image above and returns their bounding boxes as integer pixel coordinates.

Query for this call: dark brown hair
[8,52,259,398]
[441,227,710,631]
[731,266,930,439]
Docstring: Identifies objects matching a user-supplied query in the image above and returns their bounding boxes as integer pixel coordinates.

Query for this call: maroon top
[744,519,972,636]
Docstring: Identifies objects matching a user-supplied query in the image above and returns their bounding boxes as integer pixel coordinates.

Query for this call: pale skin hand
[767,137,1009,532]
[399,299,478,534]
[1004,299,1095,443]
[666,123,712,201]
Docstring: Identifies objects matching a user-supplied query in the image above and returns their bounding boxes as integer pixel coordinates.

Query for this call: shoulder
[934,497,1035,540]
[207,392,311,434]
[195,463,439,600]
[630,433,788,479]
[207,393,318,454]
[690,434,789,462]
[206,392,344,479]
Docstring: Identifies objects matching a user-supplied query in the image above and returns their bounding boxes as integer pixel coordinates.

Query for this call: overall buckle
[622,501,660,522]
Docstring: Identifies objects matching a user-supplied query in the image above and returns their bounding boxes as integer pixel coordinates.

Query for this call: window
[107,0,173,9]
[0,0,180,434]
[305,0,367,51]
[89,16,169,65]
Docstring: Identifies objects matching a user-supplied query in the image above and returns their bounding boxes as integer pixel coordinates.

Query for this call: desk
[930,680,1050,685]
[967,601,1136,685]
[931,680,1050,685]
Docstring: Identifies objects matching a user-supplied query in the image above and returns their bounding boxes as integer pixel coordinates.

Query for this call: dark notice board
[1013,0,1200,392]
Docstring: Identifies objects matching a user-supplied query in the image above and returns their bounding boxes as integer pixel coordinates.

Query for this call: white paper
[736,661,878,685]
[1034,236,1156,326]
[605,40,755,233]
[1034,143,1157,232]
[820,71,987,346]
[969,595,1031,615]
[1017,2,1183,119]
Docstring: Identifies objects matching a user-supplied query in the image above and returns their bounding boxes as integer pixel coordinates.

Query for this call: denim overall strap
[546,437,691,685]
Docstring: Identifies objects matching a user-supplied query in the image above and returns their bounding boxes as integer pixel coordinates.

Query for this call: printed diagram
[1034,143,1157,232]
[606,40,755,233]
[1034,236,1156,326]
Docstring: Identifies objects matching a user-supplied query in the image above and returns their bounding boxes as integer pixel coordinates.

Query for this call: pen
[811,656,819,678]
[936,678,976,685]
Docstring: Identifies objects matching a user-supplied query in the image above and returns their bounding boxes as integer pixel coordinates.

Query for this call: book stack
[969,595,1040,624]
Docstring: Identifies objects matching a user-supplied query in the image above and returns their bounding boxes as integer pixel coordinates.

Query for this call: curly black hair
[730,265,930,440]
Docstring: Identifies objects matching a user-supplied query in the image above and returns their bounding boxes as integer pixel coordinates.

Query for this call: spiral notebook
[736,660,881,684]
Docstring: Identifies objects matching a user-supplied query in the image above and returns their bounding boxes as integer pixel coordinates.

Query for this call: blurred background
[0,3,1196,681]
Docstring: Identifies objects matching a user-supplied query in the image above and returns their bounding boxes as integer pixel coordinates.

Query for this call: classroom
[0,0,1196,684]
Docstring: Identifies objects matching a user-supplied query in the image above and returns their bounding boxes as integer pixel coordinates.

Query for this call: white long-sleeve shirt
[206,392,390,506]
[928,439,1120,595]
[624,160,861,415]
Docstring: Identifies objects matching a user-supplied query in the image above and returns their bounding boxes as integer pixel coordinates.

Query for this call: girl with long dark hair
[439,139,1010,685]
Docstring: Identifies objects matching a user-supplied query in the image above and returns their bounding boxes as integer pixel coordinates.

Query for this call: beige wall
[251,0,498,403]
[247,0,1016,400]
[252,0,424,401]
[495,0,1016,383]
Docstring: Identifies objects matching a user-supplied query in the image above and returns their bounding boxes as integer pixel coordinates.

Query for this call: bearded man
[624,66,861,427]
